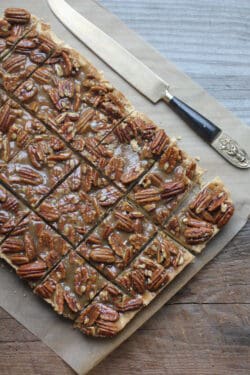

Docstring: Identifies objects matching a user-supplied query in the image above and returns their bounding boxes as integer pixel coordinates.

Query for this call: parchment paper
[0,1,249,374]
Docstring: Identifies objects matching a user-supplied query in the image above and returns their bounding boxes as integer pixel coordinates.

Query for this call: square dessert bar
[77,199,156,280]
[165,177,235,253]
[0,212,71,287]
[13,42,133,130]
[47,107,119,155]
[82,112,170,191]
[37,162,122,246]
[0,99,48,164]
[116,231,194,304]
[34,251,107,319]
[0,133,79,207]
[0,20,56,92]
[74,283,143,337]
[0,8,36,60]
[0,184,29,243]
[129,143,200,225]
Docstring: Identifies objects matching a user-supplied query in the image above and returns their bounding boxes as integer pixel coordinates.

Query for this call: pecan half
[35,279,56,299]
[161,180,187,199]
[16,259,47,280]
[150,129,169,155]
[4,8,31,24]
[89,247,115,263]
[184,226,214,244]
[115,297,143,312]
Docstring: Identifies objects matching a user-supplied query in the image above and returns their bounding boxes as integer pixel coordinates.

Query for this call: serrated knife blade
[48,0,250,169]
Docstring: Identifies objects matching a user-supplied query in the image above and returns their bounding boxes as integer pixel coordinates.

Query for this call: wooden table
[1,1,249,374]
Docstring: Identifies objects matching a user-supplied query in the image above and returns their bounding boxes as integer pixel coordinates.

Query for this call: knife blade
[48,0,250,169]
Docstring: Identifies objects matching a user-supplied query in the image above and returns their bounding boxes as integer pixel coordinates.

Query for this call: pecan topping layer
[75,283,143,337]
[0,133,79,207]
[77,200,156,280]
[166,178,234,252]
[35,251,106,319]
[38,163,121,245]
[116,231,193,304]
[0,213,71,286]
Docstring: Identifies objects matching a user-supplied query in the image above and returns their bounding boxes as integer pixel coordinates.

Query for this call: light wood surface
[1,1,250,374]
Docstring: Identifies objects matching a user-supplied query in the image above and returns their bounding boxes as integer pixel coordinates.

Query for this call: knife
[48,0,249,169]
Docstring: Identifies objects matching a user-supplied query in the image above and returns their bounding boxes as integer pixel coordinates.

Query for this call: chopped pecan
[0,39,7,52]
[4,8,31,24]
[74,265,89,296]
[17,80,38,102]
[167,217,181,235]
[159,145,183,173]
[0,19,11,37]
[129,233,147,250]
[105,157,124,181]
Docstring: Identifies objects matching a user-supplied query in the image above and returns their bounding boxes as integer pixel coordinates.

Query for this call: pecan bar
[0,99,48,164]
[82,112,171,190]
[47,107,119,155]
[35,251,107,319]
[0,184,29,243]
[74,283,143,337]
[116,231,194,304]
[0,8,36,60]
[129,143,200,225]
[0,20,55,92]
[0,212,71,287]
[165,177,234,253]
[77,199,156,280]
[37,163,122,246]
[0,134,79,207]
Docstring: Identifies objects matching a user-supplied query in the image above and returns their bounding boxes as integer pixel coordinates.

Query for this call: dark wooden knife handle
[167,95,221,143]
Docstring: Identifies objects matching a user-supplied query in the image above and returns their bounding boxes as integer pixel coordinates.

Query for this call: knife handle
[164,93,221,143]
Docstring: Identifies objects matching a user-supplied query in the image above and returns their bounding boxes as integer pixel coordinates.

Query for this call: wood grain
[1,1,250,374]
